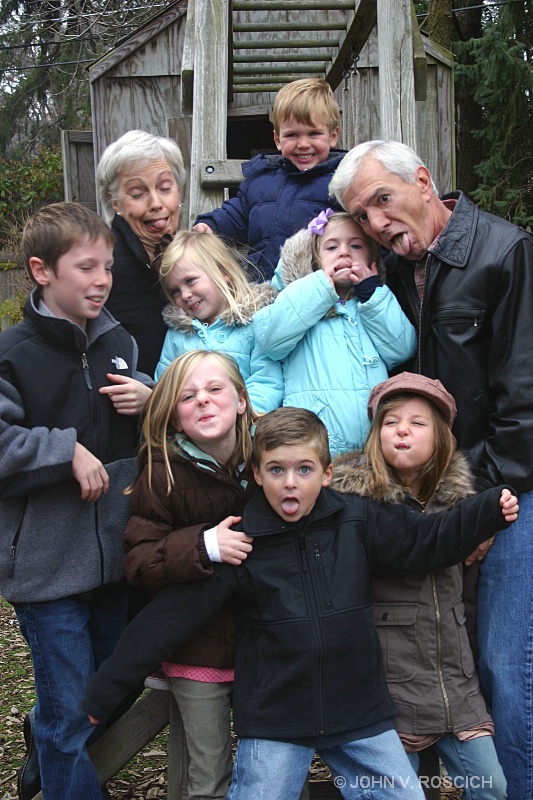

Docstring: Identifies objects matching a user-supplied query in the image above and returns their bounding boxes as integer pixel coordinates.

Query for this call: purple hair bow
[307,208,334,236]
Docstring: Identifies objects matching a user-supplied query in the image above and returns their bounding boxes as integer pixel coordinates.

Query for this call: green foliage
[0,145,64,249]
[453,3,533,228]
[0,291,27,327]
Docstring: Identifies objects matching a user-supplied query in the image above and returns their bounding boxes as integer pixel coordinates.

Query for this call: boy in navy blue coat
[193,78,346,280]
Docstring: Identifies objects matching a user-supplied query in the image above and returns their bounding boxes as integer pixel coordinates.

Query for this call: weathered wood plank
[326,0,377,90]
[377,0,417,147]
[188,0,229,224]
[61,130,97,210]
[200,159,245,188]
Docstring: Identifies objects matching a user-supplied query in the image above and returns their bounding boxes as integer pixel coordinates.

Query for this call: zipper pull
[81,353,93,389]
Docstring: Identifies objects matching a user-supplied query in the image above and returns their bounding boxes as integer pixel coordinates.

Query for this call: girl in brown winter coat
[332,373,507,800]
[122,350,258,800]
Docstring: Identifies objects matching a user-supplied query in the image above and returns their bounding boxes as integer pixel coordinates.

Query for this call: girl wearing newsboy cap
[332,373,507,800]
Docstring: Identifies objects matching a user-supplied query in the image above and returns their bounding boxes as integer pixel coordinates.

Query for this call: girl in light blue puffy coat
[252,210,417,455]
[155,231,283,413]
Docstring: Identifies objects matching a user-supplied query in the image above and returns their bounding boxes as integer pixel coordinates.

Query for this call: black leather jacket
[386,191,533,492]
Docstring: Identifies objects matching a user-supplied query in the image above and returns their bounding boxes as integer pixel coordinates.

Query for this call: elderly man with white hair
[329,140,533,800]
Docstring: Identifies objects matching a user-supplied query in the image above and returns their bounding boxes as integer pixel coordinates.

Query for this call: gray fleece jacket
[0,291,150,603]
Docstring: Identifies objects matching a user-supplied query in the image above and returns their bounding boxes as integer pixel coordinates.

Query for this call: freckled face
[253,444,333,522]
[112,159,180,255]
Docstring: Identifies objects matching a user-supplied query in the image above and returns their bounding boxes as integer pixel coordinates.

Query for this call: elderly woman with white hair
[97,130,186,377]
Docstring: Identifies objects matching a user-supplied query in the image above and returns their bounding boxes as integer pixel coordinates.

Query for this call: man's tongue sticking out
[391,232,413,258]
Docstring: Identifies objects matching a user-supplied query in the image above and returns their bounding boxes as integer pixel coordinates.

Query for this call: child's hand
[100,374,152,415]
[88,715,99,725]
[500,488,519,522]
[217,516,253,565]
[192,223,214,235]
[72,442,109,501]
[349,260,379,285]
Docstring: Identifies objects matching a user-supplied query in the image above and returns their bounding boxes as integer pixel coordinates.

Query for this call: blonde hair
[132,351,258,495]
[160,230,257,324]
[363,394,456,504]
[272,78,340,134]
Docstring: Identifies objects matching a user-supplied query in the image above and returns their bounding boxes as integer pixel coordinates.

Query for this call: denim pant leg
[432,735,507,800]
[14,586,128,800]
[477,489,533,800]
[227,738,314,800]
[320,730,425,800]
[168,677,233,800]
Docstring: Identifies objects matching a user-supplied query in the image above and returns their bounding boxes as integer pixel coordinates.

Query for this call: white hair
[329,140,438,207]
[96,130,187,224]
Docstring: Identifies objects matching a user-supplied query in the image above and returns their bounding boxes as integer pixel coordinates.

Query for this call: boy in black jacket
[83,408,517,800]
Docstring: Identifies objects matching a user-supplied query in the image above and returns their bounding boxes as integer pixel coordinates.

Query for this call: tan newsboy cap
[367,372,457,427]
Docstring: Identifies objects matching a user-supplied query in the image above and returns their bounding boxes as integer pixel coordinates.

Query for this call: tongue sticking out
[281,498,300,516]
[391,232,412,257]
[145,218,169,233]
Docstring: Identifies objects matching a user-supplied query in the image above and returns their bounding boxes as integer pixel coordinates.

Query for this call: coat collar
[161,281,278,333]
[242,485,348,538]
[331,450,475,507]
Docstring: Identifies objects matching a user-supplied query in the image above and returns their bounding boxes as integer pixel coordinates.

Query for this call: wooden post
[188,0,229,228]
[377,0,417,148]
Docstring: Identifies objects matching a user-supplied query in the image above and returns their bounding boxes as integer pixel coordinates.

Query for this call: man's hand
[99,374,152,415]
[217,516,253,565]
[72,442,109,501]
[464,536,496,567]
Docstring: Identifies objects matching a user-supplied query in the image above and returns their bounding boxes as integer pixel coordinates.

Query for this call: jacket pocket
[453,599,476,678]
[373,602,418,683]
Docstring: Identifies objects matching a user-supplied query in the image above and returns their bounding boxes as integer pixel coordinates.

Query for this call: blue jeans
[14,582,128,800]
[478,489,533,800]
[409,735,506,800]
[227,730,425,799]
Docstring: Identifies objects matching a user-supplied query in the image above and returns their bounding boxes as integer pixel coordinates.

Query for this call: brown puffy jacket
[123,446,255,668]
[332,450,491,735]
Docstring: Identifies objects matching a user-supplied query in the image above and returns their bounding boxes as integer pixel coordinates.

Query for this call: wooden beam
[233,38,339,48]
[325,0,377,90]
[188,0,229,226]
[377,0,417,147]
[233,0,353,8]
[31,691,173,800]
[200,159,245,188]
[411,0,428,102]
[181,0,194,113]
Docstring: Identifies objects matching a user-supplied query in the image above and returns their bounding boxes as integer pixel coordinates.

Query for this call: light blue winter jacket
[252,229,417,455]
[155,283,283,413]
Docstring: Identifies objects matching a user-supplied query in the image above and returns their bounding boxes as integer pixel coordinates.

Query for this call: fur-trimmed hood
[161,281,278,333]
[331,450,476,507]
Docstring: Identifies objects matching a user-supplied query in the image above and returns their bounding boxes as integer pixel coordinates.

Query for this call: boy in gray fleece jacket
[0,203,152,800]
